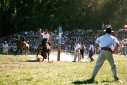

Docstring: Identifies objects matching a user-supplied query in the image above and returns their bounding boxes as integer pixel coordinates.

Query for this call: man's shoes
[72,61,76,62]
[114,77,119,81]
[85,78,94,82]
[114,77,123,83]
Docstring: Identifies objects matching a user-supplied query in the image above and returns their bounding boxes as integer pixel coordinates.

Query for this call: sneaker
[72,61,76,62]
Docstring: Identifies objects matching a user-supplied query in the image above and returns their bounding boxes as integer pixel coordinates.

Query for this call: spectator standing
[72,41,81,62]
[88,41,94,62]
[80,42,86,59]
[2,41,8,55]
[86,27,120,82]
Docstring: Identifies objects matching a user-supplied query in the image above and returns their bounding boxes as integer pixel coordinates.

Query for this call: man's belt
[101,47,112,52]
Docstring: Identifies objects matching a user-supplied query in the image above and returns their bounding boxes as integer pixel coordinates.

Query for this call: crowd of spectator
[0,28,127,55]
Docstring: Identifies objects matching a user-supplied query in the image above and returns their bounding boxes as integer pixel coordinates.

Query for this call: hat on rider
[104,27,114,34]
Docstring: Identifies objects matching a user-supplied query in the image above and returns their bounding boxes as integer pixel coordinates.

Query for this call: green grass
[0,54,127,85]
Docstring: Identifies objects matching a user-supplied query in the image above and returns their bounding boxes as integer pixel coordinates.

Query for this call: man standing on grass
[72,41,81,62]
[87,27,120,82]
[88,41,94,62]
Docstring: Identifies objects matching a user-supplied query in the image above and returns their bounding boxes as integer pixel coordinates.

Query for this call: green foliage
[0,54,127,85]
[0,0,127,36]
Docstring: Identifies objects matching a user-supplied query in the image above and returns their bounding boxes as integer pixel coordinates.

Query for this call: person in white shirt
[73,41,81,62]
[39,29,50,47]
[36,29,50,61]
[2,41,8,55]
[86,27,120,82]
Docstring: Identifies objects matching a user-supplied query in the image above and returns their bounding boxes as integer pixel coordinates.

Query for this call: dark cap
[104,27,114,33]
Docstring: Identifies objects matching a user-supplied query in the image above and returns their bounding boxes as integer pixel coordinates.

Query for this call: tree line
[0,0,127,36]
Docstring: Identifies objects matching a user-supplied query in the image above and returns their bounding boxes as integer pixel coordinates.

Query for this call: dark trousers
[80,49,84,58]
[89,52,94,61]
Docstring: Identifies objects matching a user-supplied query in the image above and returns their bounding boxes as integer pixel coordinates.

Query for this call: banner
[58,26,62,44]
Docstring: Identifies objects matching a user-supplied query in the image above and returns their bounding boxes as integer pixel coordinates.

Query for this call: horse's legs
[25,50,27,56]
[48,52,49,62]
[25,50,27,55]
[41,57,44,62]
[27,47,29,56]
[20,49,23,55]
[15,49,18,55]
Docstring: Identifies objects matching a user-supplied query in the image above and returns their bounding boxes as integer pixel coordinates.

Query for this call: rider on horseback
[20,34,27,50]
[15,34,25,45]
[36,29,51,62]
[20,34,25,43]
[40,29,50,48]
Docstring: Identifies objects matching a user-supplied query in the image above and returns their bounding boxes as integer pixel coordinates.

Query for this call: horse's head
[22,42,26,48]
[12,38,17,44]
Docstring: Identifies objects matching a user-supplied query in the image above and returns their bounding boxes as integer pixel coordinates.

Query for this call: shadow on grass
[101,80,113,83]
[72,79,113,84]
[25,60,39,62]
[72,80,98,84]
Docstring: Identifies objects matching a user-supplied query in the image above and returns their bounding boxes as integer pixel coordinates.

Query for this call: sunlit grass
[0,54,127,85]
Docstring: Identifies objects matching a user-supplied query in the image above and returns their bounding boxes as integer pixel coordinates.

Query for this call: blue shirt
[96,33,119,49]
[89,44,94,50]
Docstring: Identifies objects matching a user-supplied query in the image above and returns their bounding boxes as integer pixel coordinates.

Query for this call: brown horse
[36,41,51,62]
[21,42,29,55]
[12,38,29,55]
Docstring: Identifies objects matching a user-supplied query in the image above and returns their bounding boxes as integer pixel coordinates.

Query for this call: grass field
[0,53,127,85]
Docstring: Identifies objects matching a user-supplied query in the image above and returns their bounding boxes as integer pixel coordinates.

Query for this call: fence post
[57,26,62,61]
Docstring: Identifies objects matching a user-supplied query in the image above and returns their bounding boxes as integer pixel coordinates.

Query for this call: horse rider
[20,34,25,43]
[36,29,50,61]
[20,34,26,49]
[39,29,50,48]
